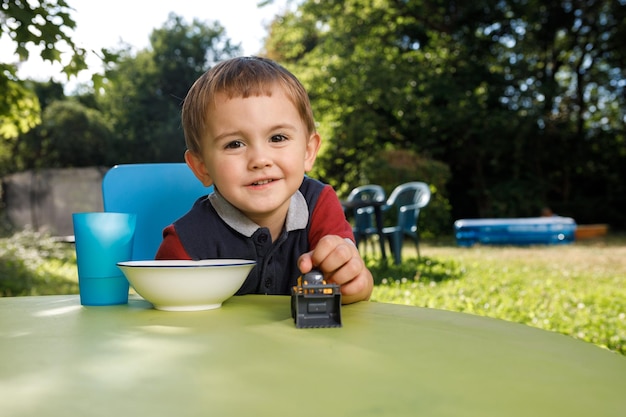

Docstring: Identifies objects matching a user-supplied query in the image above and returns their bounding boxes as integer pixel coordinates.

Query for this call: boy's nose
[248,146,273,169]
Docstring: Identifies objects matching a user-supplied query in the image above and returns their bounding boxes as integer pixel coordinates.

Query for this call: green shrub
[0,229,78,296]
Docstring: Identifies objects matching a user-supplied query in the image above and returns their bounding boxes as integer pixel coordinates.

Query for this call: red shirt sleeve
[308,185,355,249]
[155,225,192,260]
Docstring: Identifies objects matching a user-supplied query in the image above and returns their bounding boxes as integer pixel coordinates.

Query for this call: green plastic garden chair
[382,182,431,264]
[345,184,386,253]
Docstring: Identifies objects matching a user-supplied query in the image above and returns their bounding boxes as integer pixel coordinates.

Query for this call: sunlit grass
[369,236,626,355]
[0,229,78,296]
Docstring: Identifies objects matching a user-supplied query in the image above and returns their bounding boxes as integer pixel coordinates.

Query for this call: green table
[1,295,625,417]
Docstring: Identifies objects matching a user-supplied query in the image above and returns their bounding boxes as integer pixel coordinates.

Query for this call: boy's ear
[304,132,321,172]
[185,150,214,187]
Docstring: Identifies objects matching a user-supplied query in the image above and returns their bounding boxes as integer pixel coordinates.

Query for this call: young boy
[156,56,373,304]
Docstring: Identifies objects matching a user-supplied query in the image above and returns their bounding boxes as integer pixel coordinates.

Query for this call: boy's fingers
[297,252,314,274]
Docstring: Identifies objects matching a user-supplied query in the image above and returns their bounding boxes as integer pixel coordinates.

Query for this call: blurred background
[1,0,625,238]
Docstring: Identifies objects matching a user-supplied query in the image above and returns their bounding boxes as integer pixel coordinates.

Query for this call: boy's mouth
[251,179,274,186]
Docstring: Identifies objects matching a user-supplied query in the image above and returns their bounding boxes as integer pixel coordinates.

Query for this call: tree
[0,0,86,140]
[4,12,243,174]
[12,98,114,170]
[265,0,626,228]
[4,79,103,173]
[96,13,241,163]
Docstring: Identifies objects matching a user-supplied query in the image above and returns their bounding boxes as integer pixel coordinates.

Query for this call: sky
[1,0,290,88]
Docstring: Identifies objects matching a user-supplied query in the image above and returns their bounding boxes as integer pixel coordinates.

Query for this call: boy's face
[185,85,321,227]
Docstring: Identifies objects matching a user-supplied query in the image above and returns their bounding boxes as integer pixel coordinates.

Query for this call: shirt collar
[208,188,309,237]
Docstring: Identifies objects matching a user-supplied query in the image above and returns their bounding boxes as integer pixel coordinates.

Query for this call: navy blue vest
[174,177,325,295]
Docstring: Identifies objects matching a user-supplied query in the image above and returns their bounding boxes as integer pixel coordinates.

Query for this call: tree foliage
[96,13,241,163]
[0,0,86,139]
[3,81,112,173]
[28,99,114,168]
[5,13,242,175]
[265,0,626,228]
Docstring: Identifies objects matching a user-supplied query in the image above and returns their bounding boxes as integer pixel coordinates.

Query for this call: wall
[2,167,108,237]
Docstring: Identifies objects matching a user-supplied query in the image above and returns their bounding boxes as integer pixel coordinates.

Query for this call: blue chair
[102,163,213,260]
[382,182,431,264]
[345,184,386,253]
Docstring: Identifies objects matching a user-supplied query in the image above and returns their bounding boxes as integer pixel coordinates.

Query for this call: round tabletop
[1,295,624,417]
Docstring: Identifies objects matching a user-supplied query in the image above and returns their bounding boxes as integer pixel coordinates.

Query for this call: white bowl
[117,259,255,311]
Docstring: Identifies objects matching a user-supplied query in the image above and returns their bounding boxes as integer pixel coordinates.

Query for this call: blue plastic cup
[72,212,137,306]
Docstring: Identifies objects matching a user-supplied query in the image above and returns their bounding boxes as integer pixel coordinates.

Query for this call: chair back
[346,184,386,232]
[102,163,213,260]
[385,182,431,233]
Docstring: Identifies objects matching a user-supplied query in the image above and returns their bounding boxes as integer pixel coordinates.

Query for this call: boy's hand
[298,235,374,304]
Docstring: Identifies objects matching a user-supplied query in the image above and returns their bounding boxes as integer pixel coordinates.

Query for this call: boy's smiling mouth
[250,179,275,186]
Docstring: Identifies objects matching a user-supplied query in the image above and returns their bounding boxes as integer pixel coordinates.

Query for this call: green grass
[1,230,624,356]
[0,229,78,296]
[367,236,626,356]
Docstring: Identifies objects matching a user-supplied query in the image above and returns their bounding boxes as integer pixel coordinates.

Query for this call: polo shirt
[155,176,354,295]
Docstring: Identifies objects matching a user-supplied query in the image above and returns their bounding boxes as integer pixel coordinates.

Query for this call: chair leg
[414,236,420,260]
[388,232,403,265]
[356,233,370,257]
[355,233,377,258]
[367,236,376,257]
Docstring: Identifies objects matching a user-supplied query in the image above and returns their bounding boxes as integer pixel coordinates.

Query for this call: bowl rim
[117,259,256,268]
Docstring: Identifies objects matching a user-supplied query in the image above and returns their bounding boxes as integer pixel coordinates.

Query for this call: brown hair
[182,56,316,154]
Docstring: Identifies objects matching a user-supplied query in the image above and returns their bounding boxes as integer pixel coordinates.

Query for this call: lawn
[368,236,626,356]
[0,229,78,296]
[1,230,624,355]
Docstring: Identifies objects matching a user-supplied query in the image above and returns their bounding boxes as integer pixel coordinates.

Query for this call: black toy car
[291,270,342,328]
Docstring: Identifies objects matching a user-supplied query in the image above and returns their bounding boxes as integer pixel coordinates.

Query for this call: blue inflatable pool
[454,217,577,247]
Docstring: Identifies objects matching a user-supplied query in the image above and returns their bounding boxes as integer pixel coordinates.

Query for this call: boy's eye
[270,134,288,143]
[224,140,244,149]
